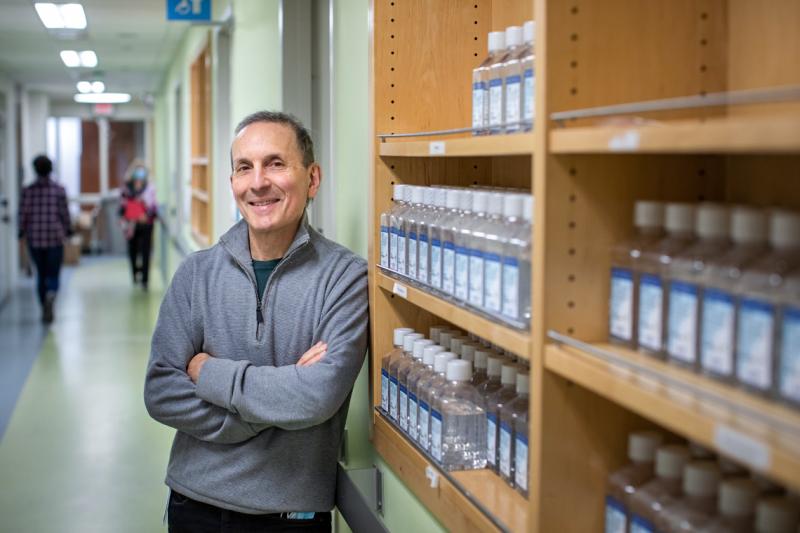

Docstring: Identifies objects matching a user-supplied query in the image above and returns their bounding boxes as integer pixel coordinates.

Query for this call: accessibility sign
[167,0,211,21]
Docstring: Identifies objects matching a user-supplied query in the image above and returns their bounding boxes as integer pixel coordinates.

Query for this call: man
[18,155,72,323]
[144,111,368,532]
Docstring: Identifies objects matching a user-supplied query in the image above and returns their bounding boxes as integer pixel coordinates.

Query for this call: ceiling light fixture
[79,50,97,68]
[74,93,131,104]
[91,81,105,93]
[60,49,97,68]
[35,3,87,30]
[76,81,92,93]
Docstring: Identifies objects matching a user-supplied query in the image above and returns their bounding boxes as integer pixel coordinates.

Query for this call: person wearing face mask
[144,111,368,532]
[119,159,157,290]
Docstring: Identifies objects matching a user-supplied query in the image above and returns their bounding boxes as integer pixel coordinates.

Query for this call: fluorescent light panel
[91,81,105,93]
[79,50,97,68]
[74,93,130,104]
[35,3,87,30]
[60,49,97,68]
[76,81,91,93]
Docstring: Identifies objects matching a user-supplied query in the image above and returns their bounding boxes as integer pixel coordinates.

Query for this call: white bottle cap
[696,203,730,239]
[446,327,464,337]
[683,461,721,497]
[628,430,663,463]
[729,206,767,245]
[665,202,695,234]
[446,359,473,381]
[769,209,800,249]
[474,350,489,370]
[450,337,465,355]
[488,31,505,53]
[461,343,476,362]
[403,333,424,353]
[472,191,490,214]
[718,479,758,518]
[523,20,535,44]
[423,344,446,366]
[393,327,414,347]
[655,445,691,479]
[756,497,800,533]
[446,189,460,209]
[487,193,504,216]
[516,371,529,394]
[522,195,534,222]
[505,26,523,48]
[411,185,424,205]
[429,326,445,344]
[459,189,473,212]
[434,352,457,373]
[500,363,517,385]
[487,355,502,377]
[412,339,434,359]
[503,193,523,219]
[634,201,665,229]
[438,332,453,350]
[423,186,436,207]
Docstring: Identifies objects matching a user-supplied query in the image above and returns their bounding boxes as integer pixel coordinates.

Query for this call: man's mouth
[249,198,280,207]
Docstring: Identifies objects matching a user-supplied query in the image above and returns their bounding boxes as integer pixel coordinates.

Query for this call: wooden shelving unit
[379,133,534,158]
[190,39,212,245]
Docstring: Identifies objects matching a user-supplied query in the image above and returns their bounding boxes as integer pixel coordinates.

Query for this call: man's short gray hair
[232,111,315,168]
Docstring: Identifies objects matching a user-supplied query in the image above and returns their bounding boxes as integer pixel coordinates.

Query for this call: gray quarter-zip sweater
[144,217,368,514]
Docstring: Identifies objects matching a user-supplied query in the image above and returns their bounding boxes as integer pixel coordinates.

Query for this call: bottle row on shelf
[606,431,800,533]
[380,326,530,497]
[472,21,535,135]
[380,184,533,330]
[609,201,800,408]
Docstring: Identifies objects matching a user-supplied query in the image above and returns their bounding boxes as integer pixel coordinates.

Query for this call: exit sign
[94,103,113,115]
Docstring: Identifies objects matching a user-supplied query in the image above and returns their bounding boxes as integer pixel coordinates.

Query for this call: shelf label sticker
[429,141,445,155]
[425,465,440,488]
[714,425,770,471]
[392,282,408,299]
[608,130,640,151]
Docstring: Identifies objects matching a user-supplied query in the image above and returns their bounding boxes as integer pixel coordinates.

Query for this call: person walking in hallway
[18,154,73,323]
[144,111,369,532]
[120,159,157,290]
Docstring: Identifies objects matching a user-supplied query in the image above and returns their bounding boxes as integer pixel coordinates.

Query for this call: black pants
[168,491,332,533]
[127,223,153,285]
[28,245,64,306]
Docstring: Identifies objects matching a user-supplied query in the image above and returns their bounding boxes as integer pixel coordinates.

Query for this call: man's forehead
[232,122,298,156]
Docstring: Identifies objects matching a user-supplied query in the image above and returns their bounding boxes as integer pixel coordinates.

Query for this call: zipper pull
[256,305,263,324]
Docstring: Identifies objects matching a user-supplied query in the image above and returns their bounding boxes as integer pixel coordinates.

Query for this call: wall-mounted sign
[167,0,211,21]
[94,103,114,116]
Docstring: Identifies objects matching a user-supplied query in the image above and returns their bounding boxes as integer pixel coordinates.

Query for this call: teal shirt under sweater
[252,258,281,299]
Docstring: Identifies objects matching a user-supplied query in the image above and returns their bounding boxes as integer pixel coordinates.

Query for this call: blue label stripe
[506,75,521,84]
[612,267,633,281]
[380,226,388,232]
[500,421,512,433]
[389,376,398,384]
[444,241,455,250]
[489,78,503,87]
[671,280,697,295]
[431,410,442,421]
[605,495,625,513]
[420,401,429,411]
[419,234,429,243]
[742,297,773,314]
[409,393,417,402]
[432,238,441,247]
[398,230,406,238]
[503,256,519,267]
[487,412,497,423]
[524,69,533,79]
[399,385,407,393]
[640,273,660,286]
[409,232,417,240]
[456,245,470,255]
[469,248,484,258]
[705,287,733,304]
[516,433,528,445]
[631,514,655,532]
[786,306,800,321]
[485,252,501,262]
[473,81,486,90]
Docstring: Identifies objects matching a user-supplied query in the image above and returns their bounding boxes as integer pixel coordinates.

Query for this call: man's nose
[250,165,272,189]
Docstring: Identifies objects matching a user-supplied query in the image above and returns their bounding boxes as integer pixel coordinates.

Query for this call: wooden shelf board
[191,188,209,203]
[549,113,800,154]
[373,413,528,533]
[379,133,534,157]
[376,271,531,359]
[544,342,800,491]
[191,156,209,165]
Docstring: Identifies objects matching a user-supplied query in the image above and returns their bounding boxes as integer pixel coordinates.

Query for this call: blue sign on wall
[167,0,211,21]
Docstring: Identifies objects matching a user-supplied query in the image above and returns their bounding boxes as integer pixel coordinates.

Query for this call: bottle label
[397,229,407,275]
[610,268,634,341]
[523,69,534,124]
[380,226,389,268]
[399,384,408,431]
[407,231,417,279]
[505,75,521,130]
[389,376,399,420]
[630,514,655,533]
[484,253,502,313]
[468,249,485,307]
[514,432,528,490]
[408,392,419,440]
[431,410,443,461]
[381,369,389,411]
[443,241,456,294]
[667,281,699,363]
[636,273,662,350]
[419,400,430,449]
[737,298,775,390]
[472,81,486,130]
[499,421,512,477]
[604,495,628,533]
[486,412,498,466]
[489,77,503,129]
[701,288,735,376]
[455,246,470,300]
[780,306,800,403]
[389,229,398,271]
[418,235,429,283]
[502,257,520,319]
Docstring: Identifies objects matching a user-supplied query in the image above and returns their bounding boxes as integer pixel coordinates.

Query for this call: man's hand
[188,352,211,383]
[296,341,327,367]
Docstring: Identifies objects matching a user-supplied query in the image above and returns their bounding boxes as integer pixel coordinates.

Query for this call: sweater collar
[219,214,312,267]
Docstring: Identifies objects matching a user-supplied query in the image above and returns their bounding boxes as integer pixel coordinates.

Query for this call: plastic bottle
[399,338,434,432]
[404,186,425,281]
[659,460,722,532]
[503,195,533,327]
[604,430,663,533]
[500,25,524,133]
[755,497,800,533]
[389,184,410,274]
[513,403,529,497]
[666,204,731,368]
[441,188,462,296]
[472,31,505,135]
[486,30,508,134]
[499,370,529,489]
[699,478,759,533]
[698,206,768,381]
[736,210,800,395]
[521,21,535,131]
[380,197,392,269]
[472,349,490,387]
[427,188,448,291]
[454,190,475,302]
[609,201,666,347]
[485,363,518,472]
[460,342,476,363]
[481,192,507,316]
[415,187,436,285]
[408,344,445,442]
[428,325,446,345]
[468,191,491,308]
[477,354,504,399]
[628,444,691,533]
[389,332,423,422]
[382,327,414,413]
[417,352,458,452]
[636,203,696,357]
[777,268,800,406]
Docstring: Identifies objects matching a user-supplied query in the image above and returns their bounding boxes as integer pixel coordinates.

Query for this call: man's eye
[269,161,285,168]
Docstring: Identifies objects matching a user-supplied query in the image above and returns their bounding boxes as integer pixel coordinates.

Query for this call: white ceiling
[0,0,188,105]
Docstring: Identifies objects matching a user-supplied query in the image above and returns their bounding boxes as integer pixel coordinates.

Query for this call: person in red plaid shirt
[18,155,73,323]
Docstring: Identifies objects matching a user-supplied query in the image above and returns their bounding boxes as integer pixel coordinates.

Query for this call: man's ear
[307,163,322,200]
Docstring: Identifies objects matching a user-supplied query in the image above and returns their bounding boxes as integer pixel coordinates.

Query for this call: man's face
[230,122,320,237]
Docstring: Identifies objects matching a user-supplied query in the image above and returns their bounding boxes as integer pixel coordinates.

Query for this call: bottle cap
[435,187,448,208]
[461,343,476,362]
[446,328,464,337]
[474,350,489,370]
[423,344,446,366]
[628,430,663,463]
[500,363,517,385]
[393,327,414,347]
[487,355,502,376]
[665,203,695,234]
[683,461,721,497]
[438,332,453,350]
[731,206,768,245]
[450,337,465,355]
[411,185,424,205]
[756,497,800,533]
[459,189,473,212]
[488,31,505,53]
[696,203,730,239]
[403,333,424,353]
[503,193,524,219]
[434,352,457,373]
[446,189,460,209]
[505,26,523,48]
[523,20,535,44]
[522,195,534,222]
[769,209,800,249]
[429,326,445,344]
[423,186,436,207]
[634,201,665,229]
[472,191,489,214]
[487,193,504,216]
[412,339,434,359]
[446,359,473,381]
[516,371,529,393]
[655,445,691,479]
[718,479,758,518]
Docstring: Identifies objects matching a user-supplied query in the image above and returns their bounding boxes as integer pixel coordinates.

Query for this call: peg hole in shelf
[568,274,576,283]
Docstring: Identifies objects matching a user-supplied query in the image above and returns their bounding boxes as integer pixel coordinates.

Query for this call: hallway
[0,257,172,532]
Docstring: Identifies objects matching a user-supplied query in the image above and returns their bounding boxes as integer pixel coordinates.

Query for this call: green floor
[0,257,174,532]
